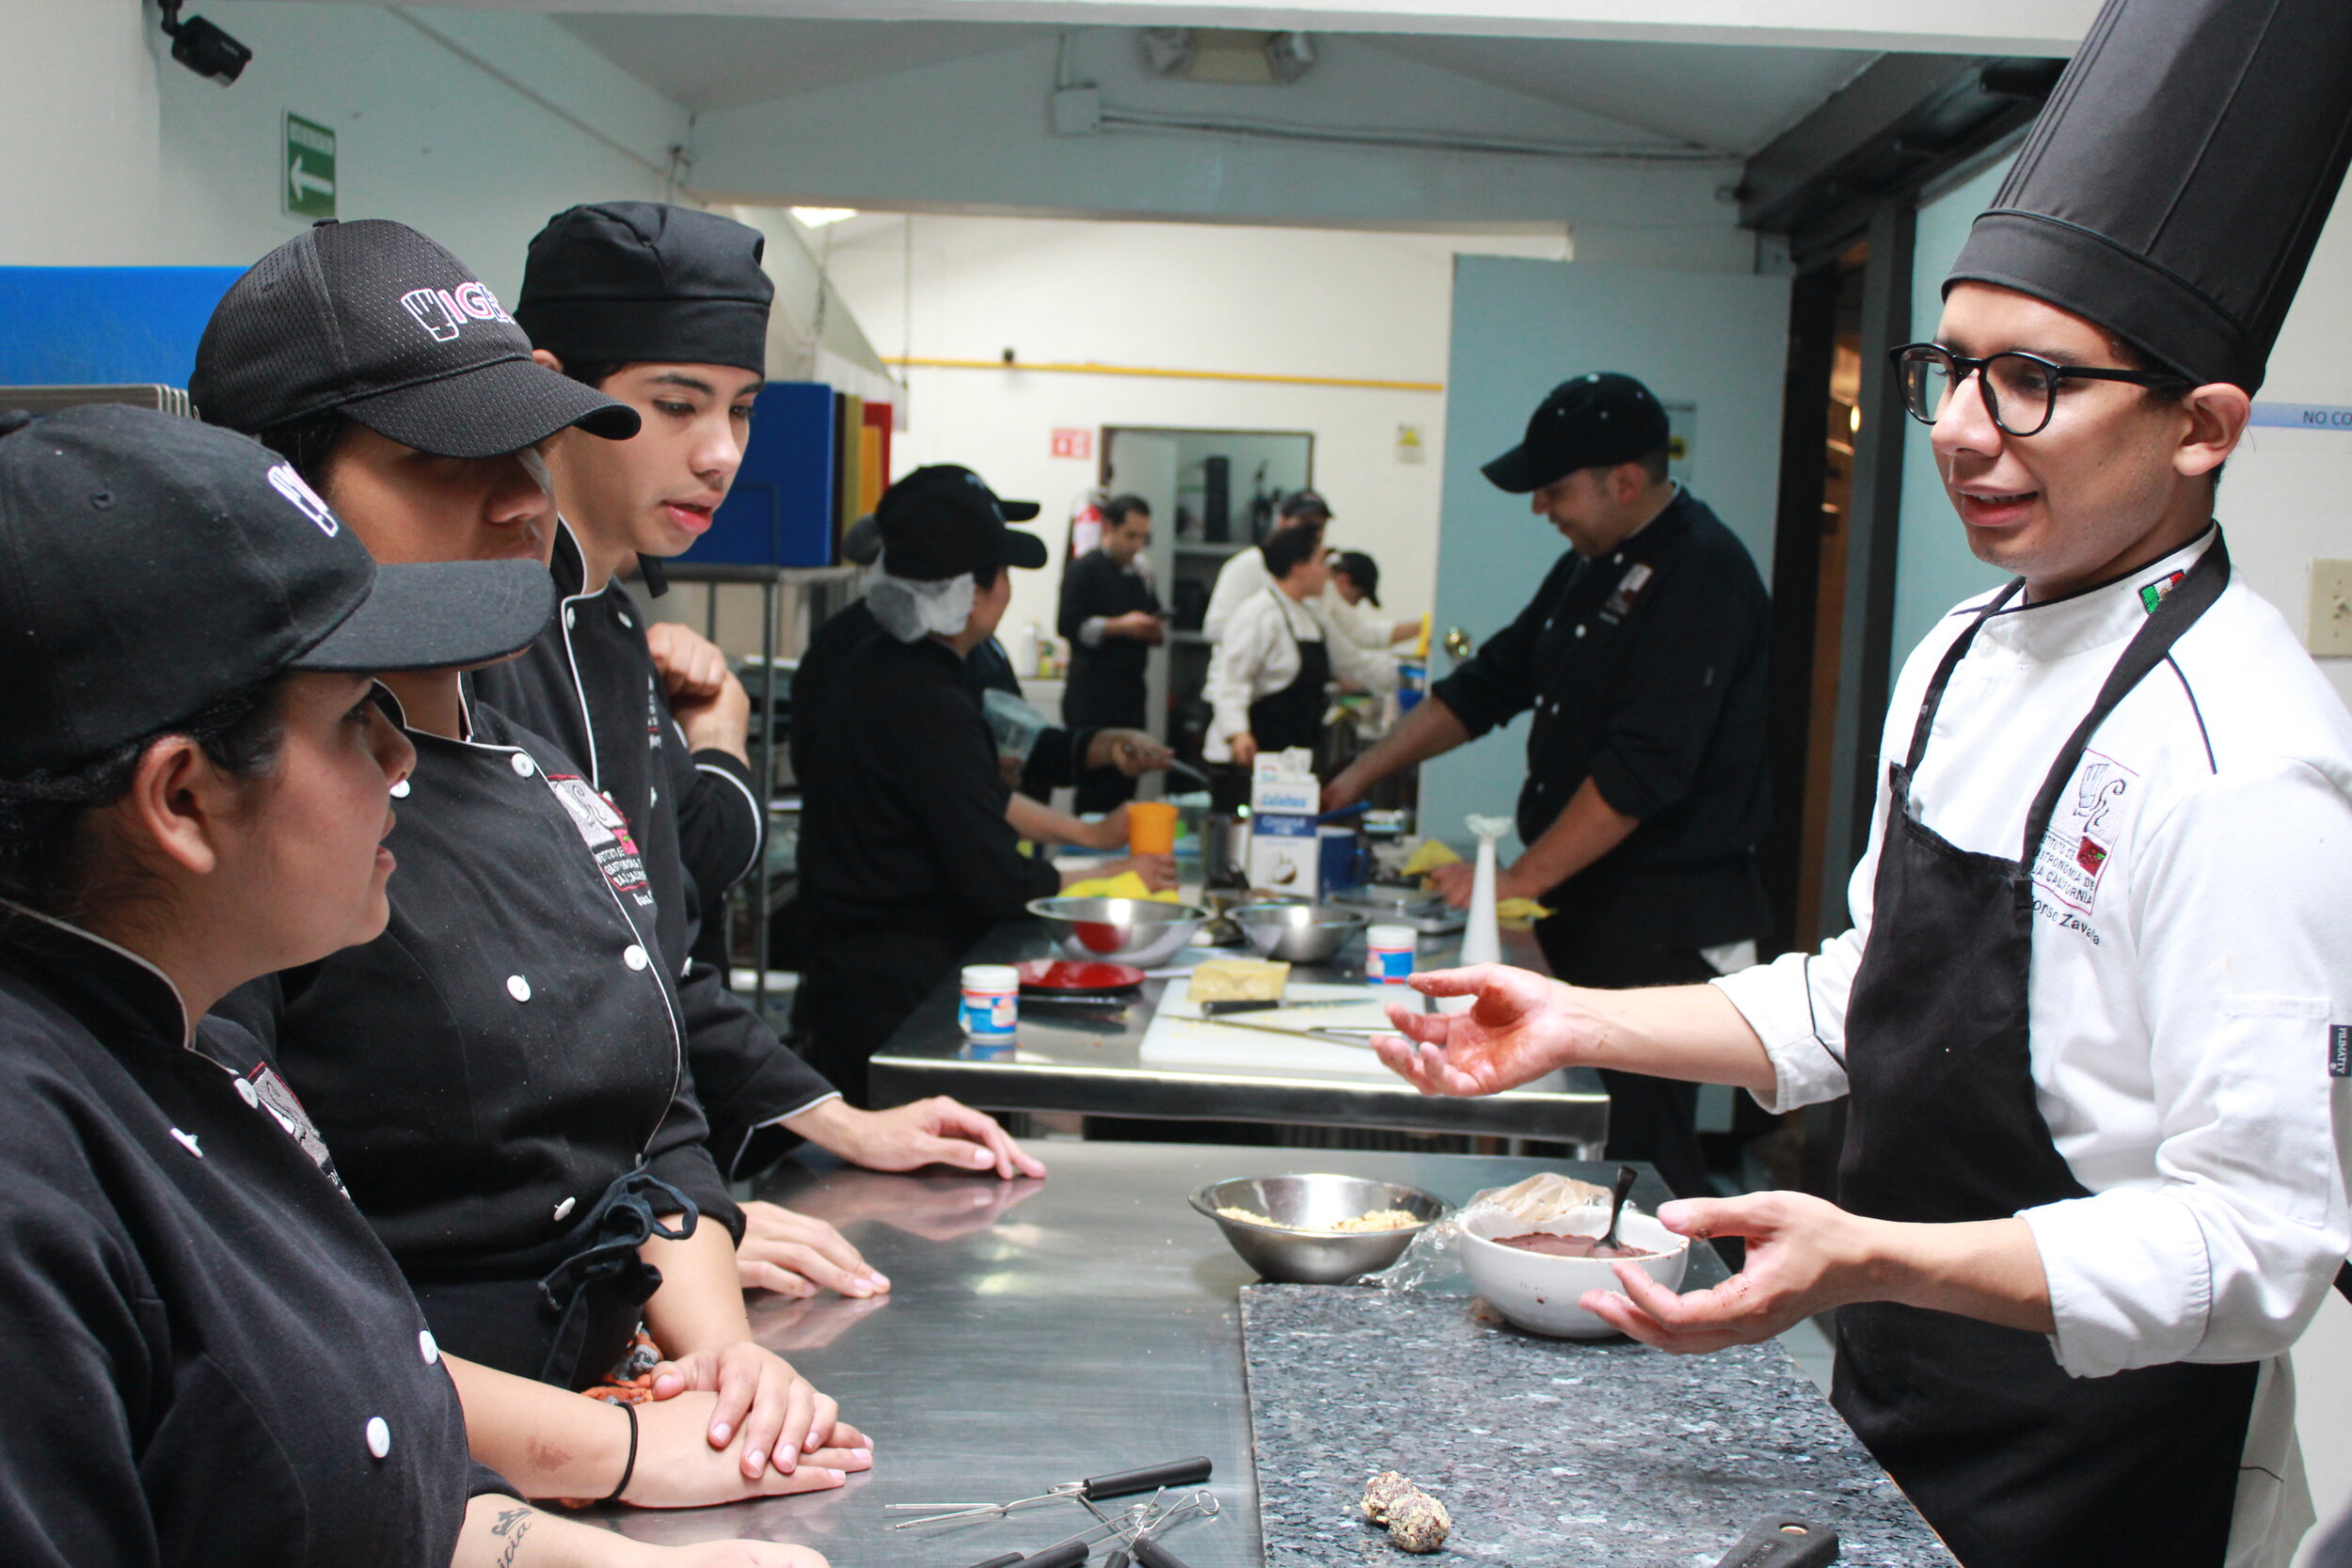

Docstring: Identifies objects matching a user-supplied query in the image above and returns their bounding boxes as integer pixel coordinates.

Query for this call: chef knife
[1709,1516,1838,1568]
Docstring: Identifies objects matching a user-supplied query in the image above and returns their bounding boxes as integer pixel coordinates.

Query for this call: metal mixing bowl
[1027,896,1210,965]
[1230,901,1368,964]
[1189,1173,1447,1284]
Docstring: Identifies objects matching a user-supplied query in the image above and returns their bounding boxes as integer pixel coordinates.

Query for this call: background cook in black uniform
[1327,373,1771,1201]
[1057,492,1167,812]
[795,470,1175,1102]
[195,219,869,1510]
[1375,4,2352,1563]
[490,204,1046,1295]
[0,405,822,1568]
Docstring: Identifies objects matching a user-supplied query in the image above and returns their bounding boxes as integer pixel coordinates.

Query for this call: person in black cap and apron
[1327,371,1771,1204]
[194,219,870,1511]
[795,465,1175,1102]
[1373,4,2352,1563]
[1057,493,1167,812]
[489,202,1047,1300]
[0,404,824,1567]
[1204,524,1395,770]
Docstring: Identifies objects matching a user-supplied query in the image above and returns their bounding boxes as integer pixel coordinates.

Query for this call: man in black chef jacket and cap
[1372,4,2352,1565]
[1325,372,1772,1204]
[795,467,1172,1102]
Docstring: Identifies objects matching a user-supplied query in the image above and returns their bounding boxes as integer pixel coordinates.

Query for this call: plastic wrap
[981,688,1053,766]
[1366,1172,1612,1292]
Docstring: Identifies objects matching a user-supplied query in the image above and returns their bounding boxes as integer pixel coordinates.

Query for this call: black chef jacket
[1057,547,1160,728]
[793,599,1097,800]
[1430,487,1772,951]
[795,630,1063,1101]
[0,908,509,1567]
[217,697,741,1379]
[470,521,839,1171]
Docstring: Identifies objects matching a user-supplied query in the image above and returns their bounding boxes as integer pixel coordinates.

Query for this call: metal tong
[891,1455,1213,1529]
[961,1489,1220,1568]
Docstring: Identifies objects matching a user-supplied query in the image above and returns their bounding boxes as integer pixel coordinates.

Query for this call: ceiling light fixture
[791,207,859,229]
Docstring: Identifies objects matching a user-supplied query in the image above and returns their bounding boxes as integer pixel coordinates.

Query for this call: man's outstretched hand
[1372,965,1586,1097]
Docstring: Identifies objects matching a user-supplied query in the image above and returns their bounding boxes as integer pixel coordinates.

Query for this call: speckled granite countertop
[1241,1288,1952,1568]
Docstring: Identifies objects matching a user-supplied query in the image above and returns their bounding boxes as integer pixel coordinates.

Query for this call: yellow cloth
[1059,870,1182,903]
[1399,838,1551,925]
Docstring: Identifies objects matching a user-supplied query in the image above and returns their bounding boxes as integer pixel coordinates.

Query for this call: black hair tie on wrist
[602,1400,639,1505]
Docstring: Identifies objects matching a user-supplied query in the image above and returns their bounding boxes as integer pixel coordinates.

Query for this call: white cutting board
[1137,982,1415,1073]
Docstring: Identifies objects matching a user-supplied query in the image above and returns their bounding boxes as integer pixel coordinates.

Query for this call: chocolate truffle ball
[1361,1471,1418,1523]
[1387,1491,1450,1554]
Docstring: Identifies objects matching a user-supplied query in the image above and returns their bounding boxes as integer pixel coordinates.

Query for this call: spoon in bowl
[1598,1164,1639,1254]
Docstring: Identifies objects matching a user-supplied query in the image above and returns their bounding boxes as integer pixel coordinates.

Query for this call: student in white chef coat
[1372,3,2352,1565]
[1203,527,1395,768]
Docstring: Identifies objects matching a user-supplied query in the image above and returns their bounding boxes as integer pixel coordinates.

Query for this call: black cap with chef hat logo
[874,465,1047,581]
[1947,0,2352,392]
[0,404,554,778]
[192,218,641,458]
[1483,372,1671,495]
[516,202,774,377]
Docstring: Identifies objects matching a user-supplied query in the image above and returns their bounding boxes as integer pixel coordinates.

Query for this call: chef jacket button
[509,752,535,777]
[235,1077,260,1108]
[169,1128,202,1158]
[506,974,532,1003]
[1575,624,1587,639]
[1613,552,1624,564]
[419,1329,439,1365]
[564,607,577,630]
[365,1417,390,1460]
[553,1196,577,1222]
[389,779,411,800]
[618,610,635,628]
[624,944,649,971]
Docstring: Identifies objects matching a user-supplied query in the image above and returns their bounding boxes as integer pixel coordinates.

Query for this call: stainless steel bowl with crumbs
[1189,1173,1446,1283]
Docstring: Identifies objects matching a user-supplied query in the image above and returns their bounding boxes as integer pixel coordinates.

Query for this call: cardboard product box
[1246,750,1321,897]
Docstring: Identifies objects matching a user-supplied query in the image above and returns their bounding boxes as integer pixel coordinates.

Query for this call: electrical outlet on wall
[2310,561,2352,657]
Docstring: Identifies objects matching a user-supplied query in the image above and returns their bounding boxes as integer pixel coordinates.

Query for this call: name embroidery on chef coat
[546,773,655,909]
[2029,749,2137,936]
[245,1062,348,1196]
[1598,562,1655,625]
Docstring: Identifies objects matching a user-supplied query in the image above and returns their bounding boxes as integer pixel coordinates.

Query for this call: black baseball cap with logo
[192,219,641,459]
[1482,372,1671,494]
[874,465,1046,581]
[0,404,553,777]
[516,202,773,377]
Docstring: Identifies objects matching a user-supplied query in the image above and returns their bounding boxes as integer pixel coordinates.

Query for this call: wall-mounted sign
[2251,402,2352,431]
[1395,423,1425,464]
[284,113,337,221]
[1050,427,1093,460]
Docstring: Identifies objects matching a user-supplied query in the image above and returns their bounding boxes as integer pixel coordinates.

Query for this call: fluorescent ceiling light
[791,207,858,229]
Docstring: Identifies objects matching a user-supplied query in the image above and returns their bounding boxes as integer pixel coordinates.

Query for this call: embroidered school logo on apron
[546,772,655,907]
[2031,750,2136,915]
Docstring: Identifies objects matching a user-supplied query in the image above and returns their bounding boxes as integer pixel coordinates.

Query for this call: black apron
[1833,534,2258,1568]
[1247,594,1331,755]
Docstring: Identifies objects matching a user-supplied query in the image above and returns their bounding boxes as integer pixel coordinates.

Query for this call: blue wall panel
[0,267,243,388]
[688,381,837,567]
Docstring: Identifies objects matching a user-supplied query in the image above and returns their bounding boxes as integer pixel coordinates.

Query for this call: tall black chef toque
[1947,0,2352,393]
[516,202,774,378]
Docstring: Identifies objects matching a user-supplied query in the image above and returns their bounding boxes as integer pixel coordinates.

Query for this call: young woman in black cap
[494,201,1048,1299]
[193,219,868,1512]
[0,404,821,1566]
[1372,3,2352,1563]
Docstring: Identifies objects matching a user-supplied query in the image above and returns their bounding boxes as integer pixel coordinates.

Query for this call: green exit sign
[284,112,337,220]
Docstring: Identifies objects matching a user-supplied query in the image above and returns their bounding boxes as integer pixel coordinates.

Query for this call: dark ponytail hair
[0,676,293,927]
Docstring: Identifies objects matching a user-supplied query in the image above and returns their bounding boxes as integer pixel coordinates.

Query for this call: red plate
[1017,959,1146,993]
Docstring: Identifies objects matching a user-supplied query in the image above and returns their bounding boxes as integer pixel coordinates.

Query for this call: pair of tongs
[963,1489,1220,1568]
[890,1456,1212,1530]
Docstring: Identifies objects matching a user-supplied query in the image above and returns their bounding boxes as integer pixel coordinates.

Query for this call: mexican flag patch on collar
[2138,569,2187,613]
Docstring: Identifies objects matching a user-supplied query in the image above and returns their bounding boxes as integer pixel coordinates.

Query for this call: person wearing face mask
[0,404,822,1568]
[1321,372,1771,1203]
[1203,527,1397,771]
[482,203,1045,1304]
[193,219,869,1513]
[1057,493,1167,812]
[1369,5,2352,1564]
[794,466,1175,1103]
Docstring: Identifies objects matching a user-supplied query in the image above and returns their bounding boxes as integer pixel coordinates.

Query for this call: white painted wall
[0,0,687,296]
[818,211,1578,653]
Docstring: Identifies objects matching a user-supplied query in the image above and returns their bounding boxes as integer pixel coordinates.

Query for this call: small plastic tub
[1366,924,1417,984]
[959,964,1020,1044]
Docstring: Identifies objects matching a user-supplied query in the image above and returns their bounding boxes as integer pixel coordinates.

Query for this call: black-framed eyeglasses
[1889,342,2181,437]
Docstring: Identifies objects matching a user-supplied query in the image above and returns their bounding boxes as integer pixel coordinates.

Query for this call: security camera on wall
[160,0,252,86]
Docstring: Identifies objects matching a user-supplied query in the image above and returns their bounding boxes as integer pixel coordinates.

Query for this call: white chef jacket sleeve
[1203,596,1280,762]
[2020,758,2352,1379]
[1201,548,1268,643]
[1311,601,1399,695]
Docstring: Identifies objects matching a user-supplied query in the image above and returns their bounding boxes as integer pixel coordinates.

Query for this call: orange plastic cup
[1127,800,1179,856]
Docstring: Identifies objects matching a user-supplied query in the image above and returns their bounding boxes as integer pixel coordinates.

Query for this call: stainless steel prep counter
[866,921,1609,1148]
[601,1141,1713,1562]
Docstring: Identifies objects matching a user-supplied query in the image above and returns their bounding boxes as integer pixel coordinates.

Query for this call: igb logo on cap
[398,280,513,343]
[267,463,340,538]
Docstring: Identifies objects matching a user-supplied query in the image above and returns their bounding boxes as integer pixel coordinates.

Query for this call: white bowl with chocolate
[1459,1203,1689,1338]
